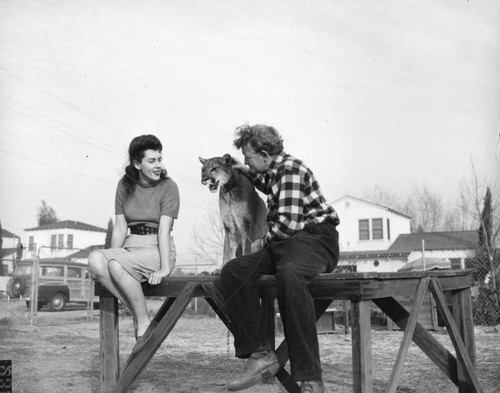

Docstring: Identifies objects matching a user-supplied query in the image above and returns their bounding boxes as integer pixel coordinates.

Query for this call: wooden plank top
[95,269,475,301]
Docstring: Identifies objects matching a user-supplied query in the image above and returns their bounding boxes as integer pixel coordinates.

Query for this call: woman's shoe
[131,329,153,356]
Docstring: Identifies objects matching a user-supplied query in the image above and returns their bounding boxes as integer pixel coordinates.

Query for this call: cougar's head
[199,154,236,193]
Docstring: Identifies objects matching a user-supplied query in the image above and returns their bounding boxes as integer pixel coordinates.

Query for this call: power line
[0,66,131,137]
[0,148,114,185]
[0,148,208,210]
[0,66,201,179]
[0,101,124,158]
[0,92,125,154]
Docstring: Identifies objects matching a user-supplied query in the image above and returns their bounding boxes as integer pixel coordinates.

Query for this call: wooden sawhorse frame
[95,270,482,393]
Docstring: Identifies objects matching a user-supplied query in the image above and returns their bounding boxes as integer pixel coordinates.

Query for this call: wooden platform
[95,269,482,393]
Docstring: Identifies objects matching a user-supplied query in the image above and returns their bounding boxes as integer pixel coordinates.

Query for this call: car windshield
[13,265,32,276]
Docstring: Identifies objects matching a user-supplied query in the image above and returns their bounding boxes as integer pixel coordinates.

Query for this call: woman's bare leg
[108,260,150,337]
[88,251,138,332]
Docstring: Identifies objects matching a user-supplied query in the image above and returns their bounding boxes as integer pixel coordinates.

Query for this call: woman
[89,134,180,354]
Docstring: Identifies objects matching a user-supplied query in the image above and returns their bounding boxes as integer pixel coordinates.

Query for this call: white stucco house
[23,220,106,260]
[330,195,412,272]
[331,195,411,252]
[330,195,479,273]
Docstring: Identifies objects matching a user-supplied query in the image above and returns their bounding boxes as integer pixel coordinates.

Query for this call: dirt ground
[0,301,499,393]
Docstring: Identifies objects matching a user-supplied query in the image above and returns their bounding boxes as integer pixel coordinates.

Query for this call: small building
[387,230,478,269]
[331,195,411,272]
[331,195,411,253]
[23,220,106,260]
[1,228,23,275]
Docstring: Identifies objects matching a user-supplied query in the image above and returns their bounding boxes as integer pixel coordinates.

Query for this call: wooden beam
[351,300,373,393]
[373,297,459,385]
[452,288,477,393]
[428,278,483,393]
[99,296,119,393]
[385,277,429,393]
[111,282,199,393]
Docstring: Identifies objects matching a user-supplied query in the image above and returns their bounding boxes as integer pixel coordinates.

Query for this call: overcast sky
[1,0,499,266]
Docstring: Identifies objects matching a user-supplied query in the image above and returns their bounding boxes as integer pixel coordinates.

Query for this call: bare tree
[362,185,407,213]
[105,218,113,249]
[189,207,224,268]
[461,161,499,283]
[406,185,444,233]
[0,219,3,275]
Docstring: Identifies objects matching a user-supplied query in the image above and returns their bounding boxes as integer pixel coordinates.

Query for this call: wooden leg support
[110,282,199,393]
[99,296,119,393]
[452,288,477,393]
[351,299,373,393]
[385,277,429,393]
[374,296,459,384]
[429,278,482,393]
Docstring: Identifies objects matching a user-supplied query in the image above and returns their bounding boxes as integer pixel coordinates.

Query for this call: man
[220,124,340,393]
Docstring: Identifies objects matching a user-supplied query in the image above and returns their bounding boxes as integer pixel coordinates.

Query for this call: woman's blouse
[114,177,180,227]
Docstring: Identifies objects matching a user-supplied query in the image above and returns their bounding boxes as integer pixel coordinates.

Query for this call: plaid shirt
[249,151,340,244]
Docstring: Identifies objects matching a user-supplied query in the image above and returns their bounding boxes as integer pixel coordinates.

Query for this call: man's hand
[231,156,250,175]
[251,238,265,253]
[148,269,170,285]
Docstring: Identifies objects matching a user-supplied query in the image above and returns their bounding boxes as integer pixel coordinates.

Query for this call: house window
[51,234,57,249]
[387,218,391,240]
[67,234,74,249]
[372,218,383,240]
[359,219,370,240]
[28,236,35,251]
[58,234,64,248]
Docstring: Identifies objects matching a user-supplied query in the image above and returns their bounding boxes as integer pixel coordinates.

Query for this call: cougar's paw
[211,268,222,276]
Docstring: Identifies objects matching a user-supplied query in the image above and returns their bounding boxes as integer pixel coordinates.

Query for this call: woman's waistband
[129,224,158,235]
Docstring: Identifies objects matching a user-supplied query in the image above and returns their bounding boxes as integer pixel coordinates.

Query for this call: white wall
[23,229,105,259]
[1,235,20,248]
[332,196,411,252]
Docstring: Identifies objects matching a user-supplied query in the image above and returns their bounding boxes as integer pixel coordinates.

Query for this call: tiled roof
[1,247,19,258]
[388,230,478,253]
[1,228,20,238]
[25,220,106,233]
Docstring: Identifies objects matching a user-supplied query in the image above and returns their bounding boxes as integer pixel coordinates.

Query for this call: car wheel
[49,293,66,311]
[11,278,26,297]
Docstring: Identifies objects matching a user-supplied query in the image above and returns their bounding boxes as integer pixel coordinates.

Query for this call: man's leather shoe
[300,379,325,393]
[228,351,279,391]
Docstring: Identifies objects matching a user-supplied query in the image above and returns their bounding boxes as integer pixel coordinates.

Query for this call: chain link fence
[0,257,97,327]
[468,253,500,326]
[1,248,499,328]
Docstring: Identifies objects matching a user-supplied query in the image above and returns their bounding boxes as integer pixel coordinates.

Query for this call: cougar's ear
[199,157,207,164]
[222,154,236,166]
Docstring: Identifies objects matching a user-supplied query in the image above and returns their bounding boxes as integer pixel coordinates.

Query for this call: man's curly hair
[233,124,284,156]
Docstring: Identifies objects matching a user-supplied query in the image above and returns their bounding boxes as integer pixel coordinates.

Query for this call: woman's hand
[148,269,170,286]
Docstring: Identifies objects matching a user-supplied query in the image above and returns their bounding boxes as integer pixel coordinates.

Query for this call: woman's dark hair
[233,124,284,156]
[122,134,168,198]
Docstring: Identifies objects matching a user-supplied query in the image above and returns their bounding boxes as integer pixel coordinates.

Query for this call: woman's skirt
[98,234,176,282]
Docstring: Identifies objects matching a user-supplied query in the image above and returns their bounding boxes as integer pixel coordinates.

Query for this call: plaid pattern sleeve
[263,153,339,244]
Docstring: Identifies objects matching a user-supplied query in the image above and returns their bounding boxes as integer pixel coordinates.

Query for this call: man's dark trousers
[220,220,339,382]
